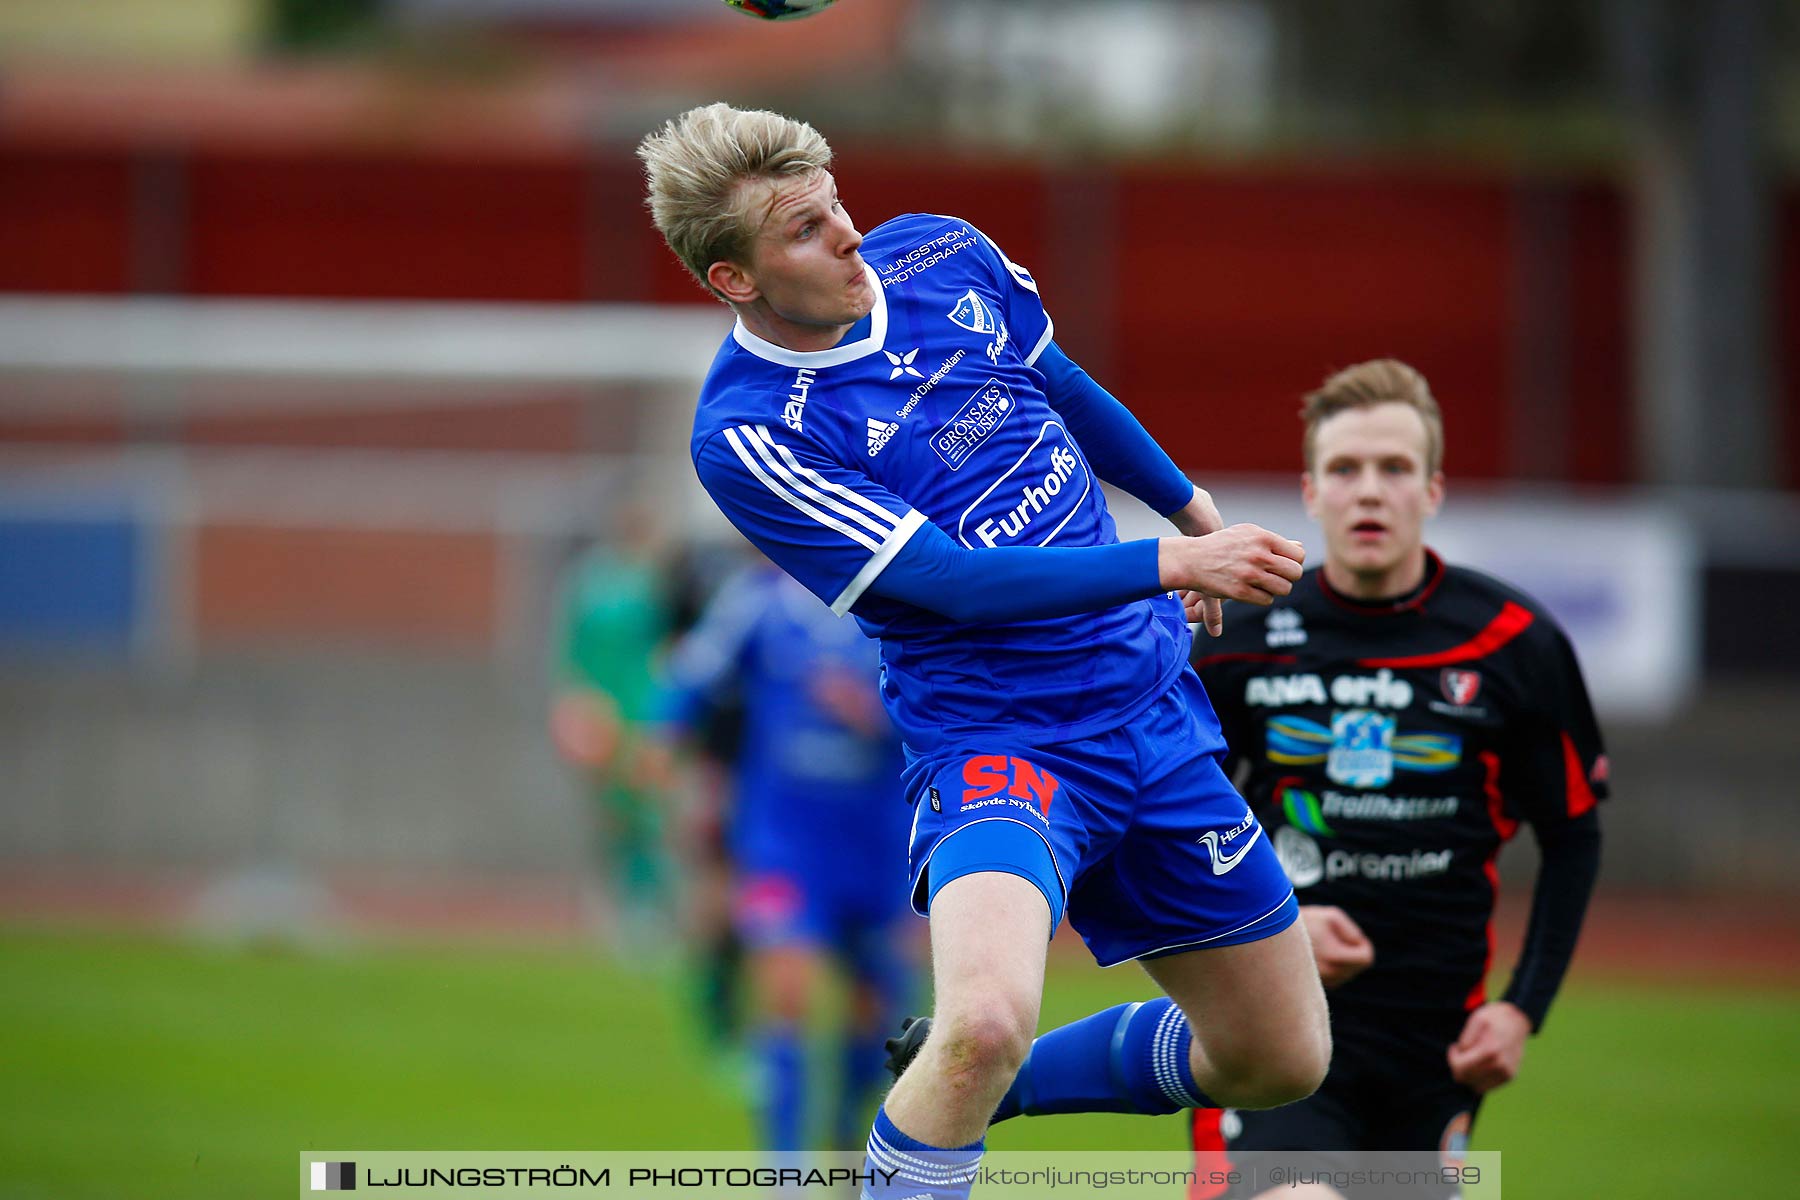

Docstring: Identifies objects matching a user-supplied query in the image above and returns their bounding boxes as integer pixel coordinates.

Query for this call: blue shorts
[734,862,914,995]
[903,670,1297,967]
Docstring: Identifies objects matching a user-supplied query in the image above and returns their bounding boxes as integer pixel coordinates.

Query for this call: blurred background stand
[2,0,1798,932]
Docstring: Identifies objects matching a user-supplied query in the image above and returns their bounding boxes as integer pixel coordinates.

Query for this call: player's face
[1302,403,1444,598]
[726,170,873,351]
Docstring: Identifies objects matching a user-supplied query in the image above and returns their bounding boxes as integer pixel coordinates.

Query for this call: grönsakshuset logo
[931,378,1017,470]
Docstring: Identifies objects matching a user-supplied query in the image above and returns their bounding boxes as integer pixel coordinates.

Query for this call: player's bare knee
[1215,1069,1311,1111]
[1246,975,1332,1105]
[1277,1030,1332,1105]
[1267,1021,1332,1106]
[1207,1032,1328,1110]
[930,1007,1033,1088]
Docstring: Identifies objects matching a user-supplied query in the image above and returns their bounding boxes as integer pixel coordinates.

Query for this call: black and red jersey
[1193,550,1608,1019]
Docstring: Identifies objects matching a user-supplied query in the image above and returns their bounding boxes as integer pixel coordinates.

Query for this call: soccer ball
[722,0,839,20]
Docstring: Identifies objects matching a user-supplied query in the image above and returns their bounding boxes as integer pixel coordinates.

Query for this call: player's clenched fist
[1300,904,1375,989]
[1159,523,1305,634]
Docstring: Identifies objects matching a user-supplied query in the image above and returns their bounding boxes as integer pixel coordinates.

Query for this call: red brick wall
[192,525,499,650]
[0,143,1657,484]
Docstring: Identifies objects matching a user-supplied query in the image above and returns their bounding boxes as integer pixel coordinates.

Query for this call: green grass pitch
[1,925,1793,1198]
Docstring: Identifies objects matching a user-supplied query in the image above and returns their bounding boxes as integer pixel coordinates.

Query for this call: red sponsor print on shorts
[960,753,1060,816]
[1440,668,1482,706]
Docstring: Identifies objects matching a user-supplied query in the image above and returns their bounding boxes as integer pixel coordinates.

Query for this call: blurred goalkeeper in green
[548,521,677,952]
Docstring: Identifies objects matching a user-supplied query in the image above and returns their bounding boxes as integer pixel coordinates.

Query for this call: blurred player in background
[639,103,1329,1200]
[1189,360,1607,1199]
[548,515,677,952]
[660,543,754,1057]
[659,555,918,1152]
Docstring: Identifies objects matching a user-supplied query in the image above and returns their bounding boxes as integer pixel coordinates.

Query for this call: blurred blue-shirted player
[662,559,917,1151]
[639,104,1332,1198]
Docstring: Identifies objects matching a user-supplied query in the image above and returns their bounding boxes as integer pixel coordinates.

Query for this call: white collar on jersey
[730,262,887,368]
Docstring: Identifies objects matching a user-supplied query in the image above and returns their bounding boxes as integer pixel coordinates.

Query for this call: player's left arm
[1036,343,1242,632]
[1449,621,1608,1093]
[1034,342,1198,520]
[1448,810,1600,1093]
[965,222,1200,525]
[971,225,1240,631]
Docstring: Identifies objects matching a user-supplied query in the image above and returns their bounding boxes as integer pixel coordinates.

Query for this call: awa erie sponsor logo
[1246,669,1413,710]
[1247,674,1328,707]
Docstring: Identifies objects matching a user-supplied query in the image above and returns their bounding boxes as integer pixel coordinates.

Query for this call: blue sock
[755,1024,806,1152]
[862,1105,983,1199]
[990,997,1212,1122]
[835,1032,889,1148]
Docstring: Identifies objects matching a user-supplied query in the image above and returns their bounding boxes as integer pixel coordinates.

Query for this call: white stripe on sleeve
[1024,314,1056,366]
[831,509,926,616]
[740,425,901,540]
[1001,252,1041,294]
[722,426,883,553]
[758,428,908,529]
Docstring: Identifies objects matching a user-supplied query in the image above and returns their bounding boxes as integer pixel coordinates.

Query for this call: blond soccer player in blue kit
[638,103,1331,1198]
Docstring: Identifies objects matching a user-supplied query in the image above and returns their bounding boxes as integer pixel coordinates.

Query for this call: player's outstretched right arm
[869,519,1303,625]
[692,423,1300,627]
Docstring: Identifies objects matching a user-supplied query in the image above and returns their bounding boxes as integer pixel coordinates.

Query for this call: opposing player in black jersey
[1187,360,1607,1199]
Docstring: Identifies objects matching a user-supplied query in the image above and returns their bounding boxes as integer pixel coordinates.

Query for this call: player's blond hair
[637,103,834,298]
[1301,359,1444,474]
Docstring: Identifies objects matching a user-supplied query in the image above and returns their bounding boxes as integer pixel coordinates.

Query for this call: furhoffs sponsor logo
[956,422,1090,548]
